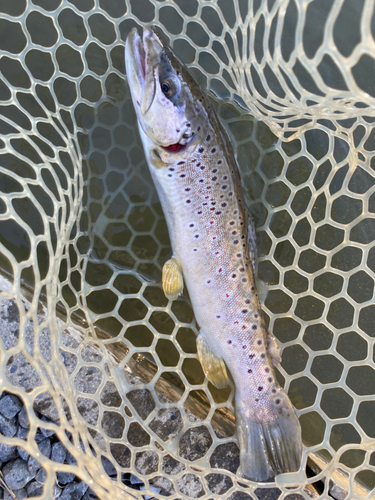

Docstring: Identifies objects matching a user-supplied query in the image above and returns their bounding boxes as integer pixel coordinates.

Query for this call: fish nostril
[182,133,190,139]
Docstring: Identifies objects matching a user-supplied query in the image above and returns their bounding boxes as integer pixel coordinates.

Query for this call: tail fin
[236,398,302,482]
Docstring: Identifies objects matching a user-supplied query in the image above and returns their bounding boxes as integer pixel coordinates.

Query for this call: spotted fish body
[125,27,302,482]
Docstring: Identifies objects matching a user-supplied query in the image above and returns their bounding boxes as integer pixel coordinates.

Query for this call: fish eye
[161,81,171,95]
[160,76,180,98]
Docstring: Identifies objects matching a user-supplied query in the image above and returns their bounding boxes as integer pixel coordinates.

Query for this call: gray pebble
[3,458,35,490]
[35,467,47,484]
[0,414,18,437]
[0,395,23,419]
[4,488,27,500]
[60,481,88,500]
[38,437,51,458]
[17,447,29,461]
[66,450,77,466]
[51,442,67,464]
[28,456,41,476]
[40,415,56,438]
[56,472,76,485]
[54,484,62,498]
[16,425,29,461]
[27,480,44,497]
[0,443,18,462]
[18,406,29,429]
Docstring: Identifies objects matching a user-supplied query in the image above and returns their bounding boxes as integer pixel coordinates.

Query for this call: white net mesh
[0,0,375,499]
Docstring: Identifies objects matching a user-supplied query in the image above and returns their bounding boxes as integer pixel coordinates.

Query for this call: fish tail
[235,396,302,482]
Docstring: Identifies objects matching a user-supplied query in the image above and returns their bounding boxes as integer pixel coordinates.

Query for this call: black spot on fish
[206,135,210,141]
[211,148,216,153]
[252,325,257,330]
[258,386,263,391]
[257,340,262,345]
[275,399,281,405]
[199,147,204,153]
[177,161,185,165]
[245,299,250,304]
[215,211,221,215]
[248,369,252,373]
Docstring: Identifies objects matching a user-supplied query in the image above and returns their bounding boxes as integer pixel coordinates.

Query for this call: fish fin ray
[236,398,302,482]
[162,257,183,301]
[196,334,229,389]
[267,331,281,367]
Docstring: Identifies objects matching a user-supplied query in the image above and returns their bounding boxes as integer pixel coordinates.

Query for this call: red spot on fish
[216,315,221,318]
[210,221,214,224]
[215,251,219,255]
[213,236,216,240]
[234,321,239,325]
[226,293,230,298]
[218,268,222,273]
[242,345,247,349]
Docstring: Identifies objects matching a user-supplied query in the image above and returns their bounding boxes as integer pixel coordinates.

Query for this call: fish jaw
[125,27,192,150]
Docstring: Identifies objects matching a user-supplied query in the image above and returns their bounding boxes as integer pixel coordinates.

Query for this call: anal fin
[196,334,229,389]
[267,331,281,367]
[162,257,183,301]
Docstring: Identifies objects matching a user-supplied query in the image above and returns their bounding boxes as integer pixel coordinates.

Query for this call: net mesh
[0,0,375,498]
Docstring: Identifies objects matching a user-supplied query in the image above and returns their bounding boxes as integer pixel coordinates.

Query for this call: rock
[40,415,57,437]
[0,395,23,419]
[26,481,44,497]
[18,406,29,429]
[59,481,88,500]
[3,458,35,490]
[135,450,159,475]
[149,408,183,442]
[209,442,240,474]
[0,443,18,462]
[35,468,47,484]
[179,425,213,461]
[4,488,27,499]
[28,455,41,476]
[101,456,117,478]
[54,484,62,498]
[16,425,29,461]
[51,442,67,464]
[38,437,51,458]
[0,414,18,437]
[56,472,76,486]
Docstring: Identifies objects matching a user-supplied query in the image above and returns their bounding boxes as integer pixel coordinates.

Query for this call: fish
[125,26,303,482]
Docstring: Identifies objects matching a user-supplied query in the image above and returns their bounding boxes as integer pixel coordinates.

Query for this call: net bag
[0,0,374,499]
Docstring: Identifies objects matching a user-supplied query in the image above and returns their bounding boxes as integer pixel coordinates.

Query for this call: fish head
[125,27,206,155]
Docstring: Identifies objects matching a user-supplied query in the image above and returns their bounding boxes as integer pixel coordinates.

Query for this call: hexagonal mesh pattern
[0,0,375,499]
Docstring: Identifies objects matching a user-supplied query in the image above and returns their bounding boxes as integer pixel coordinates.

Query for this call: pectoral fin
[162,257,184,301]
[196,334,229,389]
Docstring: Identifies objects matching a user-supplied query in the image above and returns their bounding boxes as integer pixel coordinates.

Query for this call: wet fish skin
[125,27,302,482]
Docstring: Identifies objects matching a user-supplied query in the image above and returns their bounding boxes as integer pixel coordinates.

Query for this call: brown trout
[125,27,302,482]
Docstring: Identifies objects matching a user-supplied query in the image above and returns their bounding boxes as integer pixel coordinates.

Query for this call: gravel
[0,395,23,419]
[3,459,35,490]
